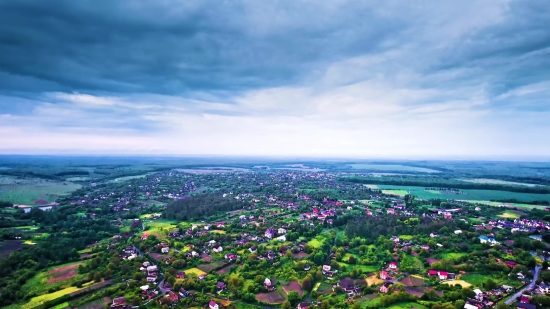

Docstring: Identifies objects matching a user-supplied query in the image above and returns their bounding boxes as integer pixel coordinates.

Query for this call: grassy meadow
[367,184,550,204]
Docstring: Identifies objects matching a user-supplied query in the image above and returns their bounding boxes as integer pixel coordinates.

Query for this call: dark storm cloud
[0,0,404,96]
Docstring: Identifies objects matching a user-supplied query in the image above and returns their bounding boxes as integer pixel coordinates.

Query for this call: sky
[0,0,549,159]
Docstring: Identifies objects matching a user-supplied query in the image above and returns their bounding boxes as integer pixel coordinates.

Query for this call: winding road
[505,266,542,305]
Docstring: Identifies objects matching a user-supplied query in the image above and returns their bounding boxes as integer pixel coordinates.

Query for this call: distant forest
[344,177,550,194]
[345,215,461,240]
[164,194,249,220]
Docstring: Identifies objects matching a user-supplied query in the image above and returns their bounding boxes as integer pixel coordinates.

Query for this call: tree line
[344,177,550,194]
[164,193,249,221]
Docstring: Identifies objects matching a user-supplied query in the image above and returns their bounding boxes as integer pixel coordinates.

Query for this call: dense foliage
[344,176,550,194]
[164,193,249,220]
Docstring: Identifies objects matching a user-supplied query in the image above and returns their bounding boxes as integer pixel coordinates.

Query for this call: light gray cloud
[0,0,549,158]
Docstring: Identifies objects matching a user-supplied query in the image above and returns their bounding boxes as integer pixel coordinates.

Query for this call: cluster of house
[120,246,138,260]
[334,277,363,298]
[486,218,550,233]
[478,235,500,246]
[427,269,456,281]
[463,286,515,309]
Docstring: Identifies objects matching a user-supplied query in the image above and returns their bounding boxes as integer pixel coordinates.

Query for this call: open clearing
[255,290,286,304]
[280,281,303,296]
[0,178,81,205]
[216,264,237,275]
[365,184,550,203]
[0,240,24,258]
[22,286,81,309]
[366,275,384,286]
[462,274,490,286]
[386,302,429,309]
[400,275,425,287]
[498,210,522,219]
[184,268,207,277]
[440,252,467,259]
[442,279,471,288]
[197,261,226,273]
[307,237,324,249]
[47,263,81,284]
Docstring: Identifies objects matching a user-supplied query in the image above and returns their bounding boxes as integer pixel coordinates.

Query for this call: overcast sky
[0,0,549,159]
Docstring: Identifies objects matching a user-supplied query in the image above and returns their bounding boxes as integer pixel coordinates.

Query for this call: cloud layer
[1,0,549,158]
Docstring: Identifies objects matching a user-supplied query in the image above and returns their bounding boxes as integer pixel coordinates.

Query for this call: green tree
[281,300,292,309]
[287,291,301,306]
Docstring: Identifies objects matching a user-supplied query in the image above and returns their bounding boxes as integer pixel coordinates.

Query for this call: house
[225,253,237,261]
[208,240,217,246]
[213,245,223,253]
[388,261,398,270]
[249,246,257,253]
[454,230,462,235]
[179,287,190,297]
[338,278,358,293]
[537,283,550,294]
[278,228,287,234]
[304,264,311,271]
[264,278,275,291]
[177,272,186,279]
[267,252,276,260]
[265,228,275,239]
[209,300,219,309]
[380,270,389,280]
[438,271,449,280]
[430,233,439,238]
[111,297,126,308]
[297,302,310,309]
[167,291,179,301]
[161,247,169,253]
[380,282,392,293]
[505,261,518,268]
[443,213,452,219]
[515,303,536,309]
[322,265,331,273]
[146,276,157,283]
[530,235,543,241]
[191,251,200,257]
[216,281,226,291]
[276,235,287,242]
[479,235,499,245]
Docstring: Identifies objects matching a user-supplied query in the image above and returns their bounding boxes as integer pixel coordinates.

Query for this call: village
[3,169,550,309]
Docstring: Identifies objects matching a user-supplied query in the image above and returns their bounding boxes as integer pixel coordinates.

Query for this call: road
[158,278,170,295]
[505,266,542,305]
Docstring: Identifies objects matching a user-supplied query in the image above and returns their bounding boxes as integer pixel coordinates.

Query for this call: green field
[367,184,550,203]
[21,286,81,309]
[145,220,177,236]
[498,210,522,219]
[462,274,490,287]
[22,261,85,296]
[307,236,325,249]
[51,302,69,309]
[184,268,207,277]
[385,302,429,309]
[0,178,81,205]
[440,252,467,260]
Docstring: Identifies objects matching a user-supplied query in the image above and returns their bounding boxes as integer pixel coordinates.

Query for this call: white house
[454,230,462,235]
[209,300,219,309]
[276,235,286,242]
[213,245,223,253]
[161,247,169,253]
[191,251,200,257]
[278,228,286,235]
[208,240,217,246]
